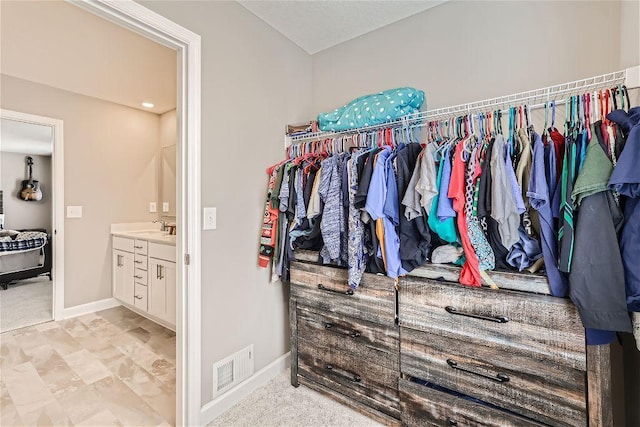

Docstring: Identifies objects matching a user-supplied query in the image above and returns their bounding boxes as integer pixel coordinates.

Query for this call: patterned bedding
[0,231,48,253]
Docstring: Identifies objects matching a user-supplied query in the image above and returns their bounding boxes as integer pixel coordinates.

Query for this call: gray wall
[312,1,625,115]
[619,0,640,69]
[140,0,313,404]
[0,152,52,232]
[0,74,160,308]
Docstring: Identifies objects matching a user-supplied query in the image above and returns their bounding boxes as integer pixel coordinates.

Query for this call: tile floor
[0,306,176,426]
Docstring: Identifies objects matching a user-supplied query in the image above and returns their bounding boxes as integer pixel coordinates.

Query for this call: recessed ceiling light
[141,101,155,108]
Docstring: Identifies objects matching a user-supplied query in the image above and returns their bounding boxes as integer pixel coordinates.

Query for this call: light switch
[149,202,157,213]
[67,206,83,218]
[203,207,216,230]
[162,202,170,212]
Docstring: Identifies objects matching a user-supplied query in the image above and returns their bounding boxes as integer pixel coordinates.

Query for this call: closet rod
[287,66,639,145]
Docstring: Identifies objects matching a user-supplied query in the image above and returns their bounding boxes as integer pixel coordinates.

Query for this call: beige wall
[0,152,52,232]
[312,1,623,115]
[140,0,313,403]
[0,74,160,307]
[159,110,176,217]
[619,0,640,69]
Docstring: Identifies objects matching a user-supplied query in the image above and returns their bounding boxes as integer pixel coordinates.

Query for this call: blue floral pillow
[318,87,425,132]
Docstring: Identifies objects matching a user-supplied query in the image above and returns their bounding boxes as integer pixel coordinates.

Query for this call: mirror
[159,145,176,217]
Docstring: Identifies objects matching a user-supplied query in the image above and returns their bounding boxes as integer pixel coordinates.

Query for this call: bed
[0,229,52,290]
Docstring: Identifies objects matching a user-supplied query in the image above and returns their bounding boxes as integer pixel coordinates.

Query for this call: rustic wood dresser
[289,251,613,426]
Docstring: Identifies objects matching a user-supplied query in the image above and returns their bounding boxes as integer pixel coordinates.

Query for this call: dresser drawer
[134,253,147,270]
[133,239,148,255]
[113,236,134,252]
[298,341,399,418]
[290,262,395,326]
[399,378,545,427]
[400,326,586,426]
[134,283,147,311]
[134,268,148,285]
[297,306,398,370]
[398,276,586,368]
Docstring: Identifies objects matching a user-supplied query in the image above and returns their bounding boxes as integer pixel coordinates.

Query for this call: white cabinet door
[148,258,176,327]
[113,249,134,305]
[148,259,166,319]
[164,261,176,326]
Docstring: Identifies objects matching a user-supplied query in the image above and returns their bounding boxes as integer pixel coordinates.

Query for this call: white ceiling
[0,1,177,114]
[1,119,53,156]
[237,0,446,54]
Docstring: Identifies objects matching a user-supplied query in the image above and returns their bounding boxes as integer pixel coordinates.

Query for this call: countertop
[111,230,176,245]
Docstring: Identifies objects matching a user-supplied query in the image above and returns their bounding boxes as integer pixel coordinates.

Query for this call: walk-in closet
[1,1,638,426]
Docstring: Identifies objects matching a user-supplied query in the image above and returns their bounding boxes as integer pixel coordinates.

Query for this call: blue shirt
[527,132,568,297]
[608,107,640,311]
[365,146,406,279]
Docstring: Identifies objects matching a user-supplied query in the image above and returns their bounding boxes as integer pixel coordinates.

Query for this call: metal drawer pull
[134,245,143,249]
[446,418,458,426]
[134,275,143,279]
[325,364,361,383]
[134,295,143,300]
[134,260,143,264]
[445,306,509,323]
[446,359,510,383]
[318,284,354,296]
[323,322,361,338]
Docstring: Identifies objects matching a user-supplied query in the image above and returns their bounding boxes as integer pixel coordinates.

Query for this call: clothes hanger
[622,85,630,111]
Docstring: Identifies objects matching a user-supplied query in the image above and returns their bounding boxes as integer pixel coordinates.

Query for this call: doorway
[54,1,202,424]
[0,0,201,423]
[0,110,64,333]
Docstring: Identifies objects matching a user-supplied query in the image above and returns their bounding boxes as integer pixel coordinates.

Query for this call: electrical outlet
[149,202,157,213]
[203,207,216,230]
[162,202,169,212]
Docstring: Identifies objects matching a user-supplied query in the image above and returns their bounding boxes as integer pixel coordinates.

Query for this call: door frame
[0,109,65,323]
[70,1,202,425]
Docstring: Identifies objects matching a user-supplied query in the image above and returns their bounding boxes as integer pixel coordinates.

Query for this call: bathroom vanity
[111,223,176,330]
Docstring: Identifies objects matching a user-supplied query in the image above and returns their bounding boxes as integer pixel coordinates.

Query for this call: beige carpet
[209,370,383,427]
[0,276,53,333]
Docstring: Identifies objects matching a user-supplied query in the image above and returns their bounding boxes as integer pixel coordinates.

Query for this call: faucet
[153,219,168,232]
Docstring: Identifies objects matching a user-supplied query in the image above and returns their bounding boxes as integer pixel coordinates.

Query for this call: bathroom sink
[125,230,176,243]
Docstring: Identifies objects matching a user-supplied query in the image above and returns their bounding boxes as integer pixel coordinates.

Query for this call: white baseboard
[63,298,121,319]
[200,351,291,425]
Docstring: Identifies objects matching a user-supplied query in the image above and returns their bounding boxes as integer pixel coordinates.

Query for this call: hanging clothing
[402,145,437,220]
[347,154,367,289]
[608,107,640,312]
[477,138,509,269]
[319,155,345,264]
[449,140,482,287]
[466,143,495,271]
[527,132,568,297]
[558,134,577,273]
[382,147,408,278]
[259,163,282,268]
[490,135,520,250]
[397,143,432,272]
[365,147,406,278]
[569,135,631,333]
[437,147,457,221]
[428,152,458,244]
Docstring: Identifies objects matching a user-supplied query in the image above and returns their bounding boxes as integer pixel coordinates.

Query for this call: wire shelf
[288,69,630,144]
